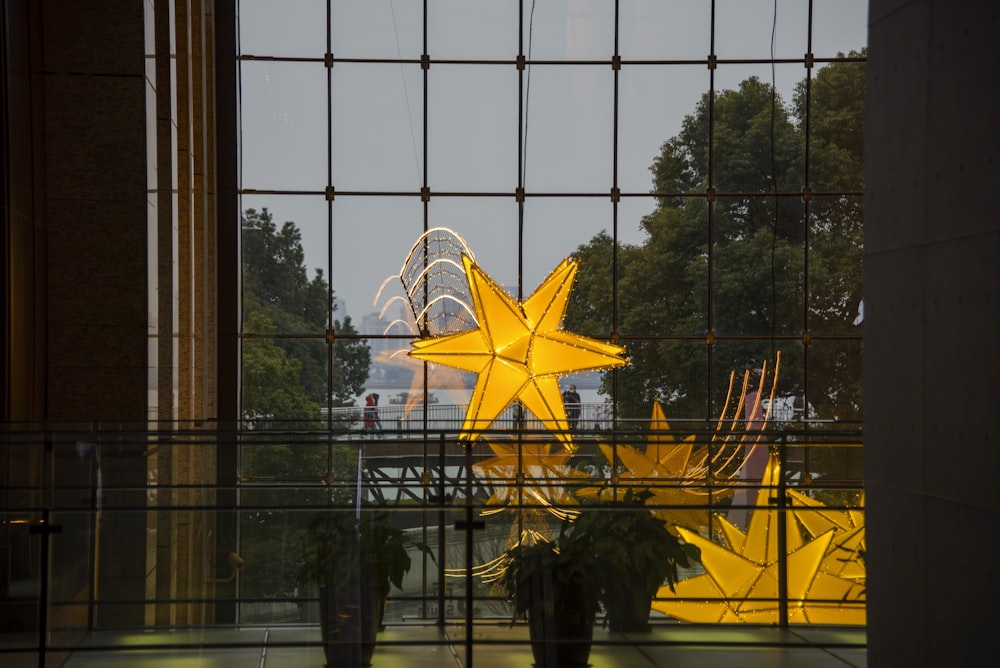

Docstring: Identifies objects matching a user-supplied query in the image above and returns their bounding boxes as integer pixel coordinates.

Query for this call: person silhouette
[363,392,382,433]
[562,384,581,431]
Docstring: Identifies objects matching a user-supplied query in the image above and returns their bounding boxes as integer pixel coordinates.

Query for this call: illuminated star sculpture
[651,452,866,624]
[474,438,589,521]
[580,356,782,532]
[579,401,714,532]
[409,254,627,445]
[788,488,867,598]
[453,437,590,584]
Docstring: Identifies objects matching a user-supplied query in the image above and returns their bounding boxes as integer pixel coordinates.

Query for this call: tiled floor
[5,623,866,667]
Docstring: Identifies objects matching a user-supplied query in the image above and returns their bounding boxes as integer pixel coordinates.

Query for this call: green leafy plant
[572,488,701,631]
[497,527,601,624]
[296,509,423,603]
[296,508,432,667]
[495,521,602,667]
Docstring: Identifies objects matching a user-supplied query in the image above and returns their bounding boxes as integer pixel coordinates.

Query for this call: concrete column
[864,0,1000,664]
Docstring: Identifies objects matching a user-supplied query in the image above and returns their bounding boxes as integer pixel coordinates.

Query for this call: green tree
[239,209,370,609]
[242,207,371,410]
[567,52,865,422]
[242,311,321,426]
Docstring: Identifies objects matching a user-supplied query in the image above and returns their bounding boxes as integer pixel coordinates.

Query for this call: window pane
[619,64,709,193]
[715,0,809,61]
[619,0,711,60]
[813,0,868,58]
[427,197,520,292]
[712,196,806,337]
[332,0,422,59]
[239,0,325,58]
[806,339,863,422]
[242,338,327,419]
[522,65,613,192]
[332,62,424,192]
[809,194,864,336]
[523,197,614,300]
[241,193,330,280]
[713,62,807,115]
[428,0,518,60]
[619,339,710,420]
[619,196,709,337]
[240,61,327,191]
[428,64,518,192]
[618,195,659,245]
[525,0,614,61]
[330,197,427,319]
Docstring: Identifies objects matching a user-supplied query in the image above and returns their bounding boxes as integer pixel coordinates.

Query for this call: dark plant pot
[528,609,594,667]
[526,577,596,668]
[606,583,655,632]
[318,582,385,667]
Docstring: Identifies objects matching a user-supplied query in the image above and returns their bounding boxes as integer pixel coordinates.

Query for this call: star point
[651,452,866,624]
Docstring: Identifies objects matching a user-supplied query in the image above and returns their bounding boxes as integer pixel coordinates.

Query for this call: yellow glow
[409,255,626,444]
[788,488,867,585]
[651,452,866,624]
[580,404,713,532]
[448,511,554,582]
[373,345,471,416]
[473,439,587,520]
[580,356,781,533]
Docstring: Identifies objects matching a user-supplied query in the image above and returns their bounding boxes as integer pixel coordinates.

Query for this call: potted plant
[574,488,701,632]
[297,508,428,667]
[495,518,602,667]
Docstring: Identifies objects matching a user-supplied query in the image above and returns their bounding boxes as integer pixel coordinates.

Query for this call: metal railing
[0,419,864,666]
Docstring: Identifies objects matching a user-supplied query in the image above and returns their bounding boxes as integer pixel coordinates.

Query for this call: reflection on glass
[428,0,518,60]
[522,65,614,192]
[332,63,425,192]
[523,0,614,61]
[239,61,326,191]
[714,0,809,60]
[428,64,518,192]
[239,0,325,58]
[619,0,711,60]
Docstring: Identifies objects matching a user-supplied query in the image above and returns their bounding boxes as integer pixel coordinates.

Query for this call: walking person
[512,400,525,431]
[562,384,581,431]
[363,392,382,434]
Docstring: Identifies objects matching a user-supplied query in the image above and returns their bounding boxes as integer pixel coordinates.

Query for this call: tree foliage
[242,311,322,426]
[567,52,866,421]
[241,207,371,413]
[239,208,371,606]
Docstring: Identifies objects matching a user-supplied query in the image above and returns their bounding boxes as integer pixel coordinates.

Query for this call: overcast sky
[237,0,868,324]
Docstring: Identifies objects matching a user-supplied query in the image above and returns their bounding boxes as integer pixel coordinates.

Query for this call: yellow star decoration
[579,356,782,533]
[651,452,866,624]
[372,345,472,415]
[449,438,589,584]
[408,254,627,445]
[787,488,867,592]
[473,438,589,521]
[579,401,715,532]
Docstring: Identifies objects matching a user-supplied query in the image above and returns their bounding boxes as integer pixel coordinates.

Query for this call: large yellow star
[651,452,866,624]
[408,254,627,444]
[473,438,588,520]
[578,401,717,532]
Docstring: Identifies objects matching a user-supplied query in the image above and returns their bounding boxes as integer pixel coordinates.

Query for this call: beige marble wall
[145,0,219,627]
